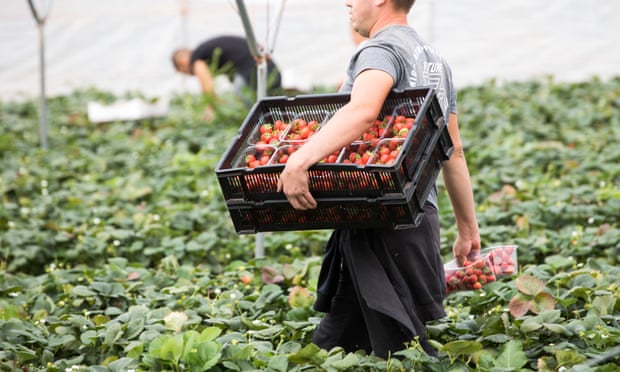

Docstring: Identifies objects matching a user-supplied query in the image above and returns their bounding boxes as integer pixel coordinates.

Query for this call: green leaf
[590,295,616,316]
[124,340,144,359]
[326,353,360,369]
[493,340,528,370]
[542,323,572,336]
[125,317,145,339]
[278,340,303,354]
[571,274,597,288]
[183,341,221,371]
[533,309,562,323]
[181,330,200,359]
[151,334,184,362]
[441,340,483,357]
[80,330,97,345]
[520,317,542,333]
[555,349,586,368]
[256,284,284,308]
[71,285,97,297]
[544,255,575,270]
[226,343,253,362]
[222,361,241,371]
[0,304,26,320]
[48,334,76,348]
[107,357,138,372]
[90,281,111,295]
[473,349,498,371]
[483,333,512,344]
[267,355,289,372]
[248,325,284,340]
[582,314,601,330]
[288,343,328,366]
[103,321,124,347]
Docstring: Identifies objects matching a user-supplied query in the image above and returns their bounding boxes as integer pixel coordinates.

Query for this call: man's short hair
[171,48,190,71]
[392,0,416,12]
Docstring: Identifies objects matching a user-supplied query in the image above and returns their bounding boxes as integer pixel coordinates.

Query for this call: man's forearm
[442,148,479,237]
[193,61,214,94]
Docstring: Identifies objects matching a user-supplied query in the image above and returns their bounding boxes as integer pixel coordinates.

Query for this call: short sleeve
[349,45,401,84]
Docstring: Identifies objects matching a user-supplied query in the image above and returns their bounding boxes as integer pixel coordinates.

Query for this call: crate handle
[426,95,445,129]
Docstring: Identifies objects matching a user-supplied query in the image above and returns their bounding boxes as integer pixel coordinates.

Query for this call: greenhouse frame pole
[27,0,52,150]
[235,0,268,258]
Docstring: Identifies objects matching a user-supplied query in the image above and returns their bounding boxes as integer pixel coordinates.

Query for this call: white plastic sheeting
[1,0,619,101]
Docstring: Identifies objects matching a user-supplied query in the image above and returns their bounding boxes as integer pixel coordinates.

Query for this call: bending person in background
[172,35,282,119]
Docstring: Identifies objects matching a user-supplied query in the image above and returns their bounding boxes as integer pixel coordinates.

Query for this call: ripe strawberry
[448,276,460,288]
[274,119,287,131]
[309,120,320,131]
[259,155,270,165]
[361,151,372,164]
[349,152,361,163]
[245,154,256,165]
[259,123,272,134]
[300,126,312,139]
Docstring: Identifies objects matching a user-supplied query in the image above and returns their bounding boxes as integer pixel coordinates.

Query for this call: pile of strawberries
[445,256,496,293]
[445,245,518,293]
[241,114,416,169]
[488,245,517,276]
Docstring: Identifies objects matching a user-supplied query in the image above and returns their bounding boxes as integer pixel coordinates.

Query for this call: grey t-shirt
[340,25,457,209]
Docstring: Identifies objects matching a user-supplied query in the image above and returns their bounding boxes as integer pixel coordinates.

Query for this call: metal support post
[27,0,52,150]
[37,23,48,150]
[235,0,268,258]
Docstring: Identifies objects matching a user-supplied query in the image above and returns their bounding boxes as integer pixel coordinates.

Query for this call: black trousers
[312,204,444,359]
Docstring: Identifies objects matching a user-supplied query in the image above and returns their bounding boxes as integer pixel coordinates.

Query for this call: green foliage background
[1,77,619,371]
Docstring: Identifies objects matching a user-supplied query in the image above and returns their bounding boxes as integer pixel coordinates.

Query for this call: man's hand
[203,105,215,122]
[277,162,317,210]
[453,235,481,267]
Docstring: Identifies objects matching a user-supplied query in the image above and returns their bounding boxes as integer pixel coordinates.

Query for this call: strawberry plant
[508,274,556,317]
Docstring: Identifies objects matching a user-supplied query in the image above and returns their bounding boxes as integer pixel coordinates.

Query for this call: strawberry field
[1,77,619,371]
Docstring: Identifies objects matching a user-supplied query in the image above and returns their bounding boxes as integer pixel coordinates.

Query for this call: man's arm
[191,59,217,121]
[278,69,394,210]
[192,60,215,94]
[441,113,481,264]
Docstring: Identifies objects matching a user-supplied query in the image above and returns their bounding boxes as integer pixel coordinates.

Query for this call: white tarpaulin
[1,0,619,101]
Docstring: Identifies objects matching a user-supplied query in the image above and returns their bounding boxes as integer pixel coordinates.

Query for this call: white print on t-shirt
[409,45,449,114]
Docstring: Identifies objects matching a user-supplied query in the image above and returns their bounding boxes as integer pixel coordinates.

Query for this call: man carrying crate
[277,0,480,358]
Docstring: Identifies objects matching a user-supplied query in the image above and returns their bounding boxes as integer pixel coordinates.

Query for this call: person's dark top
[190,35,282,90]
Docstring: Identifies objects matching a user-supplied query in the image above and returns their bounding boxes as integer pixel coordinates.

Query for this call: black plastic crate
[216,87,451,202]
[226,191,428,234]
[223,132,450,233]
[411,127,454,210]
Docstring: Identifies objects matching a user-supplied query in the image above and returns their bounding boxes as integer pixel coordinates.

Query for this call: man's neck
[369,13,408,38]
